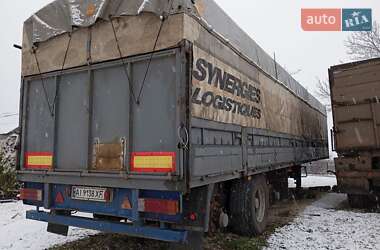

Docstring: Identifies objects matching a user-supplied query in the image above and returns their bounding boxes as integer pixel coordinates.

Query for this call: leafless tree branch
[315,78,331,111]
[345,21,380,60]
[315,78,330,99]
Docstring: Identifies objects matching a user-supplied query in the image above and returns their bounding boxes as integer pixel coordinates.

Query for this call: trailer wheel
[229,175,269,236]
[347,194,373,209]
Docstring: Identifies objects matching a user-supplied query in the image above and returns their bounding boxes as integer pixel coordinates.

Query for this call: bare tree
[313,23,379,111]
[315,78,330,99]
[315,78,331,111]
[345,21,380,60]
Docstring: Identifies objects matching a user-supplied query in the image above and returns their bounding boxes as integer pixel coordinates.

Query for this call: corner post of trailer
[242,127,249,173]
[43,183,52,209]
[131,189,140,223]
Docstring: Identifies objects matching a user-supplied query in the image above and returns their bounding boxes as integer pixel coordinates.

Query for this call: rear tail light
[131,152,175,173]
[104,190,111,202]
[188,212,197,221]
[20,188,43,201]
[138,198,179,215]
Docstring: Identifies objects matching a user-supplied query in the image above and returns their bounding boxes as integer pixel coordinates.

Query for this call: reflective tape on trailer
[131,152,176,173]
[25,152,53,170]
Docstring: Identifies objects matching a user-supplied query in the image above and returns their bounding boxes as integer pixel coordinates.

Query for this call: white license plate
[71,186,111,202]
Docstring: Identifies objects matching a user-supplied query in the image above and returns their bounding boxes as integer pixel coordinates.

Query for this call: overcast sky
[0,0,379,134]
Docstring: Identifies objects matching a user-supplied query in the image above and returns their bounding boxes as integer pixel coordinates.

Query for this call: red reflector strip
[138,198,179,215]
[20,188,43,201]
[25,152,53,170]
[131,152,175,173]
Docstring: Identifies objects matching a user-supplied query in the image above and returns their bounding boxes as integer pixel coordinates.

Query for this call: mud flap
[47,210,70,236]
[180,185,214,233]
[47,222,69,236]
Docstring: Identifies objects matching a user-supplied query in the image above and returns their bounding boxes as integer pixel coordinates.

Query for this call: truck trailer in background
[329,58,380,208]
[17,0,328,247]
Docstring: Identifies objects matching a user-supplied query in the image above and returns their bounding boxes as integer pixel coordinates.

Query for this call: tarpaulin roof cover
[23,0,196,44]
[24,0,326,115]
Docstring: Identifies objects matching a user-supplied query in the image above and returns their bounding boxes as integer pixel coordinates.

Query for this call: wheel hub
[254,188,266,223]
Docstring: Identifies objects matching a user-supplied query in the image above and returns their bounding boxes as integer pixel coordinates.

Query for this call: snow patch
[67,0,84,26]
[138,0,151,15]
[266,193,380,250]
[288,175,337,188]
[0,201,97,250]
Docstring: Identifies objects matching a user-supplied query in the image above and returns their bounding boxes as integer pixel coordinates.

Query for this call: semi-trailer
[17,0,328,247]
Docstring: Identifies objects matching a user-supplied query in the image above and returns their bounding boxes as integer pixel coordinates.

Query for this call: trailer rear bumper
[26,210,188,243]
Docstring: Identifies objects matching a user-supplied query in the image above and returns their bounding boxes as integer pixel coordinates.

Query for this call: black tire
[229,175,269,236]
[347,194,373,209]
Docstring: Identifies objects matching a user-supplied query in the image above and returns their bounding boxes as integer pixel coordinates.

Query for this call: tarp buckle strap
[136,0,175,105]
[53,33,72,114]
[32,47,54,118]
[32,33,73,117]
[109,17,138,104]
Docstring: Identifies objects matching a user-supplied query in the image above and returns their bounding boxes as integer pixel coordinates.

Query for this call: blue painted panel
[140,190,181,200]
[51,185,134,219]
[143,212,183,223]
[49,184,183,223]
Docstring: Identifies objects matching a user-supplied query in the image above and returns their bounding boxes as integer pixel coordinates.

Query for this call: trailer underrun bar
[26,210,188,243]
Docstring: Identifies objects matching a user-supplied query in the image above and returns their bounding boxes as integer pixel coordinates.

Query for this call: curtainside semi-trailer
[17,0,328,247]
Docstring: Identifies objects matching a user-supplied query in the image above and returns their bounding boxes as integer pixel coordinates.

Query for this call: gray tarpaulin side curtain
[24,0,326,115]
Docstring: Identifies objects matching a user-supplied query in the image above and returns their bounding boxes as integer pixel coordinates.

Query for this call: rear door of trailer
[20,47,188,190]
[330,60,380,151]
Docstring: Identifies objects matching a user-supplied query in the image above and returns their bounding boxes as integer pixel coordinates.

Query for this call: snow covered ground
[0,202,96,250]
[288,175,337,188]
[266,193,380,250]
